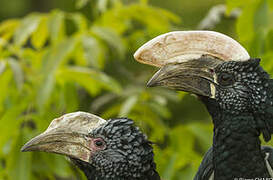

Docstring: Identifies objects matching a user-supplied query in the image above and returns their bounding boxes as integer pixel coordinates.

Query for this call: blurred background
[0,0,273,179]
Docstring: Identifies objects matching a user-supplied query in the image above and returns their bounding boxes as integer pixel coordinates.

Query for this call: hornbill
[134,31,273,179]
[21,112,160,180]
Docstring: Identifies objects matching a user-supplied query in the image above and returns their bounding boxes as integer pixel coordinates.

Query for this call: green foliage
[2,0,273,179]
[0,1,210,179]
[226,0,273,72]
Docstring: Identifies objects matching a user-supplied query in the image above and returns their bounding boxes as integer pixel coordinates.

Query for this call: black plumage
[197,59,273,179]
[147,57,273,179]
[133,30,273,179]
[21,112,160,180]
[77,118,160,180]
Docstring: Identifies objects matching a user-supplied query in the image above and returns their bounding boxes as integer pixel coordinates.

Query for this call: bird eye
[94,138,105,148]
[218,72,235,86]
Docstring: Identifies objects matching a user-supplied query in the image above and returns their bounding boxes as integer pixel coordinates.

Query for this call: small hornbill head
[134,31,273,141]
[21,112,158,179]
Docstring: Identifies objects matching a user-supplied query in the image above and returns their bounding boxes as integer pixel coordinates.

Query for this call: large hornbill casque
[134,31,273,179]
[21,112,160,180]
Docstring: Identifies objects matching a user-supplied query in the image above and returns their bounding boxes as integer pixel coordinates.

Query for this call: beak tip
[147,69,163,87]
[21,139,36,152]
[146,79,157,87]
[21,144,29,152]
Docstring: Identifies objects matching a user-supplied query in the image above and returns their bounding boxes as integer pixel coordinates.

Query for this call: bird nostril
[209,68,214,73]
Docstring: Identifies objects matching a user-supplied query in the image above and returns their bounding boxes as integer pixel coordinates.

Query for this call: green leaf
[267,0,273,10]
[167,125,202,172]
[0,60,6,75]
[178,91,187,100]
[261,52,273,73]
[254,0,268,31]
[226,0,249,14]
[119,95,138,116]
[37,37,77,109]
[169,125,195,154]
[174,165,196,180]
[101,103,121,119]
[31,16,49,49]
[187,123,213,151]
[8,58,24,90]
[62,82,79,112]
[236,1,257,46]
[48,10,65,44]
[0,98,28,153]
[81,34,106,68]
[0,20,18,49]
[129,104,167,141]
[150,88,179,103]
[0,19,19,35]
[56,66,122,96]
[32,153,77,179]
[14,14,41,46]
[67,13,88,33]
[51,155,72,177]
[97,0,108,13]
[6,132,32,180]
[43,37,77,78]
[37,74,56,110]
[75,0,90,9]
[248,30,266,57]
[147,101,171,119]
[124,4,180,32]
[266,29,273,51]
[0,68,12,113]
[162,153,177,180]
[91,26,125,58]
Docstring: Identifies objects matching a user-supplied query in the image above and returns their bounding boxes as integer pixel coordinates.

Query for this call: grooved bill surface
[134,31,250,67]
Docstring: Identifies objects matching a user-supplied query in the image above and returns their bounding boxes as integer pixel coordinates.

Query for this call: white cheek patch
[210,84,216,98]
[213,73,217,83]
[210,74,217,98]
[209,171,214,180]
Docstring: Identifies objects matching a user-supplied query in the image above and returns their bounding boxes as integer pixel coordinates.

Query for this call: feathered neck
[200,96,271,179]
[70,158,160,180]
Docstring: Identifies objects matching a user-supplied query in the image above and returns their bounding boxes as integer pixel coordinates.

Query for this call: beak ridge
[146,58,221,98]
[21,112,106,163]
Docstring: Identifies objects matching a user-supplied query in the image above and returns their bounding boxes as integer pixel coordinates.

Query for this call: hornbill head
[21,112,159,180]
[134,31,273,140]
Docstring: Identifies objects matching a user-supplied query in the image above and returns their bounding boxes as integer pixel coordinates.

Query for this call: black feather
[74,118,160,180]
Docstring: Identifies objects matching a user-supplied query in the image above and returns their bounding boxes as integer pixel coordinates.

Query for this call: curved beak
[21,112,106,163]
[134,31,250,98]
[147,57,223,98]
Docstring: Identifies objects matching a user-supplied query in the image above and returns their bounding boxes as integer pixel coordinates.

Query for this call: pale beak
[134,31,249,67]
[134,31,250,98]
[146,57,222,98]
[21,112,106,163]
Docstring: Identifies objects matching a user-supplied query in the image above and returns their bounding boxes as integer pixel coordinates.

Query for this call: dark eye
[94,138,105,148]
[218,72,235,86]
